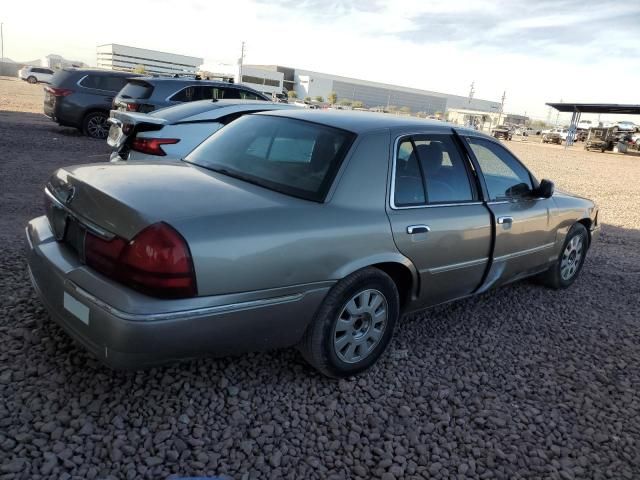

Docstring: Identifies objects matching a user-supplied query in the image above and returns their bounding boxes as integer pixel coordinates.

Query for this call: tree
[339,99,352,107]
[387,105,398,112]
[400,106,411,114]
[304,96,312,102]
[133,64,146,74]
[352,100,364,109]
[328,91,338,104]
[287,90,298,100]
[314,96,324,103]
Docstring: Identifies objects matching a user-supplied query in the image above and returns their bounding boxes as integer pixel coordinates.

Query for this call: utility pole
[555,98,562,126]
[496,90,506,126]
[468,81,475,104]
[238,41,245,83]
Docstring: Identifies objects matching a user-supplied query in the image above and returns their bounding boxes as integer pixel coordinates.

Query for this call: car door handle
[407,225,431,234]
[497,216,513,225]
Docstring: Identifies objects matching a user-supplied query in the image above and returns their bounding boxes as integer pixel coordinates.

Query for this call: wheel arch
[577,217,592,247]
[332,254,418,309]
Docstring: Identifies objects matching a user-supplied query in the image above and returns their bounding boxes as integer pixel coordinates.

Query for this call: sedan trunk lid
[46,162,303,241]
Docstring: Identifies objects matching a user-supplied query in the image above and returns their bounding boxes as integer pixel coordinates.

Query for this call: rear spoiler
[108,110,167,128]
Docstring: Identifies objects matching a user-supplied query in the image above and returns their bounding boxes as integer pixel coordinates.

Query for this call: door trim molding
[427,257,489,274]
[493,242,556,262]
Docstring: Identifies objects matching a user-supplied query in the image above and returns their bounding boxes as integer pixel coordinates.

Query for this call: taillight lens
[85,223,197,298]
[131,138,180,156]
[45,86,73,97]
[125,103,139,112]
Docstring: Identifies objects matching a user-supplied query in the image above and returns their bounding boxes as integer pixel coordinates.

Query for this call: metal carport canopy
[546,103,640,114]
[546,103,640,147]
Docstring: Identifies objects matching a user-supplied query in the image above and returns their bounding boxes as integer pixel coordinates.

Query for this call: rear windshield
[185,115,355,202]
[119,81,154,100]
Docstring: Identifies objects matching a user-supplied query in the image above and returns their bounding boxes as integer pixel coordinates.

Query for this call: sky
[2,0,640,121]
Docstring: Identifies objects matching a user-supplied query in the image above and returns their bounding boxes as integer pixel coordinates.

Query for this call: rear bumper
[26,216,329,369]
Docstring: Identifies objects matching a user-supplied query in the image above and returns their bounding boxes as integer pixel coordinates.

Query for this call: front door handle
[407,225,431,234]
[497,216,513,225]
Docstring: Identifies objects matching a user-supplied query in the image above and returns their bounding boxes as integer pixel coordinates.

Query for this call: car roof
[254,108,474,135]
[149,99,294,123]
[61,68,139,77]
[137,77,248,87]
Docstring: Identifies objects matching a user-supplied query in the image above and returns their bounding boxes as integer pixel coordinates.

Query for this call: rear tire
[299,268,399,378]
[82,111,109,139]
[538,223,588,289]
[27,76,37,84]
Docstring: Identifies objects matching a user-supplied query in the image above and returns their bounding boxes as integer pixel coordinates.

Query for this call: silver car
[107,100,295,161]
[27,110,600,377]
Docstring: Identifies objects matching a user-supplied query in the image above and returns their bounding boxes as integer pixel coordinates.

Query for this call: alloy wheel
[87,115,108,139]
[333,289,388,364]
[561,234,584,281]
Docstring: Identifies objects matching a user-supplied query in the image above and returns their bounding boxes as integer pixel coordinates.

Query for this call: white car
[108,100,295,162]
[616,121,638,132]
[18,66,54,84]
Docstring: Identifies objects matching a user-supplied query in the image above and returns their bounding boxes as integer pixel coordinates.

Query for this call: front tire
[299,268,399,377]
[27,76,37,84]
[82,111,109,139]
[539,223,588,289]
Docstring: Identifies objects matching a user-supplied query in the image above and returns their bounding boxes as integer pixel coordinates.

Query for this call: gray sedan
[26,110,600,377]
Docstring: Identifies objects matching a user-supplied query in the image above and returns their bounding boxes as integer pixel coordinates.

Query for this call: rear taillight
[125,103,139,112]
[85,223,197,298]
[45,86,73,97]
[131,138,180,156]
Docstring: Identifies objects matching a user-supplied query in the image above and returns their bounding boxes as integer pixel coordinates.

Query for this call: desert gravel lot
[1,76,640,480]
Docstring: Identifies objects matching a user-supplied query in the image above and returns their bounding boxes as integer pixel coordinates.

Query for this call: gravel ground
[1,77,640,479]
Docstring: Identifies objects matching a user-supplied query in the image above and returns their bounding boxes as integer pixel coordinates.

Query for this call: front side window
[466,137,533,200]
[393,135,474,207]
[186,115,355,202]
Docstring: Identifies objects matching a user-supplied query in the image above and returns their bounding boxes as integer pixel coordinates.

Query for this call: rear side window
[186,115,355,202]
[80,75,128,92]
[238,90,264,100]
[171,86,200,102]
[119,81,153,100]
[393,135,474,206]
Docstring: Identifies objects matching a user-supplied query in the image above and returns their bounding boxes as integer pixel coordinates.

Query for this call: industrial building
[96,44,203,76]
[243,65,500,114]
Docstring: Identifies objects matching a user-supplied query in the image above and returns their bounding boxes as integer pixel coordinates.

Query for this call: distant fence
[0,62,22,77]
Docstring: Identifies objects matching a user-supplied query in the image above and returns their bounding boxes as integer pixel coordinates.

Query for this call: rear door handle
[497,216,513,225]
[407,225,431,234]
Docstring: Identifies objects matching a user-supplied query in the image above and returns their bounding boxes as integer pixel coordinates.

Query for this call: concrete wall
[0,62,21,77]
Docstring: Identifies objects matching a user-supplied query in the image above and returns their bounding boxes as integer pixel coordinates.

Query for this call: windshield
[185,115,355,202]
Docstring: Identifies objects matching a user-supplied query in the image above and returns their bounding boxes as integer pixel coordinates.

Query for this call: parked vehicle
[18,66,54,84]
[492,125,513,140]
[585,126,619,152]
[27,110,599,377]
[43,69,141,139]
[113,77,269,113]
[616,121,638,132]
[107,100,295,161]
[542,128,567,144]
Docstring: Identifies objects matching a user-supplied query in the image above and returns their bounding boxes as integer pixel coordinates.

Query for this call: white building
[41,54,86,69]
[245,65,500,114]
[96,44,203,76]
[238,65,284,96]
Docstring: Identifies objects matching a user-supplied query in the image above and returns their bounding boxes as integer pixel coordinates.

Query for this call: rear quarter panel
[173,130,407,296]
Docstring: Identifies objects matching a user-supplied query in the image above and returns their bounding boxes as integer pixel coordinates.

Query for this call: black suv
[44,69,141,139]
[113,77,269,113]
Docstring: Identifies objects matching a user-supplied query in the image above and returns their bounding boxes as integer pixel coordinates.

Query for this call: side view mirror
[535,179,554,198]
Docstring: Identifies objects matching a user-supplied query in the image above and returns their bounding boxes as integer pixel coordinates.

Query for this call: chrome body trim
[493,242,556,262]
